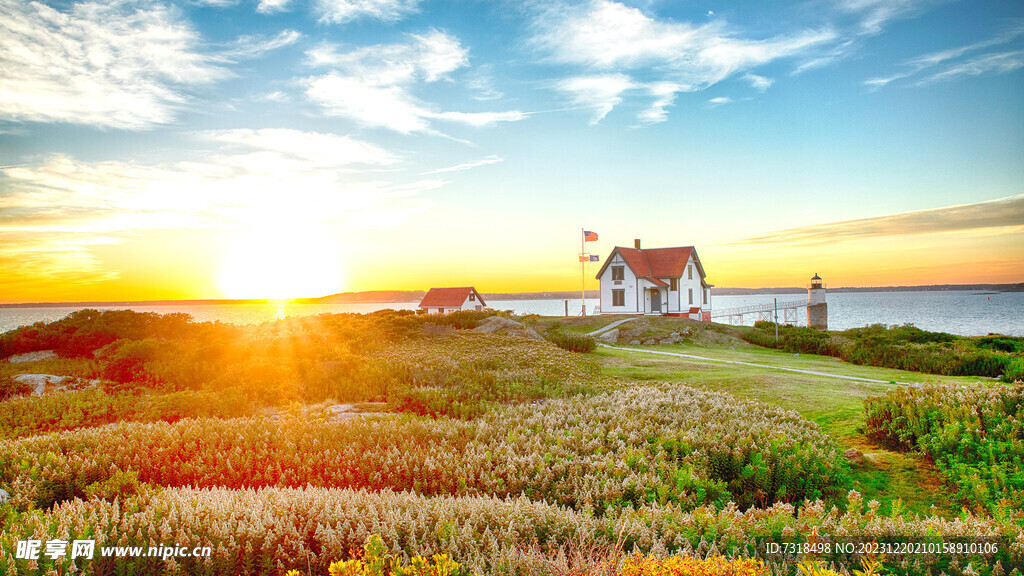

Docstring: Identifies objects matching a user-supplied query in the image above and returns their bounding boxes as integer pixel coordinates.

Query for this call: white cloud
[304,31,525,133]
[745,73,774,91]
[534,0,834,123]
[257,0,292,14]
[921,51,1024,84]
[637,82,680,124]
[557,74,636,124]
[836,0,924,35]
[316,0,420,24]
[865,26,1024,89]
[708,96,733,106]
[423,155,503,175]
[223,29,302,59]
[0,0,228,129]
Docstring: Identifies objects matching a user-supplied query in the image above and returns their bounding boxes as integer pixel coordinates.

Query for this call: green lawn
[594,341,983,516]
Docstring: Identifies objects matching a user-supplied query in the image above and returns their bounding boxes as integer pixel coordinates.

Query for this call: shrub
[543,329,598,353]
[863,382,1024,511]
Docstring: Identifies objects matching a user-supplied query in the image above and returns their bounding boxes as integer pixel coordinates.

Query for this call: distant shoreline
[2,282,1021,308]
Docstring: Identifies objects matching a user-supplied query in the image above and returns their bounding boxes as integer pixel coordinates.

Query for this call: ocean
[1,290,1021,337]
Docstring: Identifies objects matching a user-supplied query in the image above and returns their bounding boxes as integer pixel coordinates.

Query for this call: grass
[593,337,984,516]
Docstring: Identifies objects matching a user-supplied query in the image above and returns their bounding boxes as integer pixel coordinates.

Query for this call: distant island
[2,283,1021,308]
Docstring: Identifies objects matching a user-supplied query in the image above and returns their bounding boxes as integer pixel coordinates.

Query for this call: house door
[651,289,661,313]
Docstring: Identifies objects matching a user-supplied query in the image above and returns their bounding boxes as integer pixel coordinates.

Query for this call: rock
[642,339,657,345]
[11,374,101,396]
[843,448,864,464]
[629,340,641,345]
[7,350,57,363]
[0,488,9,504]
[472,316,523,333]
[327,404,355,415]
[597,329,619,343]
[521,328,545,341]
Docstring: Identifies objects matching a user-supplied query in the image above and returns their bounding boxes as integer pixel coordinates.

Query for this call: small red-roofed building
[418,287,487,314]
[594,239,712,319]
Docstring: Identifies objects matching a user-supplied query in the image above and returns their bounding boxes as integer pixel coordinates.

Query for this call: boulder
[843,448,865,465]
[473,316,523,333]
[0,488,9,504]
[597,329,619,343]
[629,340,641,345]
[7,350,57,363]
[642,339,657,346]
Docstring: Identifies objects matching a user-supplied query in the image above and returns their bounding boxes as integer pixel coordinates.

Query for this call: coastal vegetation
[2,309,1023,575]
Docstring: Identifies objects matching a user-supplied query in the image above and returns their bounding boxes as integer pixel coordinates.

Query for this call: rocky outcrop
[597,329,619,343]
[7,350,58,363]
[472,316,544,341]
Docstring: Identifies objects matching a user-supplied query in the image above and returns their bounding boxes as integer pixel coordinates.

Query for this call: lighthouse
[807,273,827,330]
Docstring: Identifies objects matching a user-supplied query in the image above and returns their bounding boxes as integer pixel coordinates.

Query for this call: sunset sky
[1,0,1022,302]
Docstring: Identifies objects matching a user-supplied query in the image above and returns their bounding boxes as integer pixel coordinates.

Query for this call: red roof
[418,287,485,308]
[598,246,705,281]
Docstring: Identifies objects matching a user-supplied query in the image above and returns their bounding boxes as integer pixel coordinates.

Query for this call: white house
[418,287,487,314]
[595,240,711,319]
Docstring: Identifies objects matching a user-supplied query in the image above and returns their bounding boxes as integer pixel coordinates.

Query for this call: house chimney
[634,239,641,249]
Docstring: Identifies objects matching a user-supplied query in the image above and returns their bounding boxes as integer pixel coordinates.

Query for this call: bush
[863,382,1024,511]
[544,329,598,353]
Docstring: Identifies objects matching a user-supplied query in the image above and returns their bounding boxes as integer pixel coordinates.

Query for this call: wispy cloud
[533,0,834,124]
[556,74,636,124]
[304,31,525,133]
[316,0,420,24]
[423,155,503,175]
[745,74,774,91]
[257,0,292,14]
[731,196,1024,245]
[865,24,1024,88]
[707,96,733,107]
[223,29,302,59]
[0,0,228,130]
[836,0,929,36]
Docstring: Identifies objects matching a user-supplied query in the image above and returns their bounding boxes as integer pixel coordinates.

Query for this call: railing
[710,299,807,319]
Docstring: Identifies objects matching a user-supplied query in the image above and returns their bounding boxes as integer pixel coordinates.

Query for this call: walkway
[586,317,637,337]
[603,344,906,384]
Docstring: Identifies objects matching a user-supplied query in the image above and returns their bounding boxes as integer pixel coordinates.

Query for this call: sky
[1,0,1022,302]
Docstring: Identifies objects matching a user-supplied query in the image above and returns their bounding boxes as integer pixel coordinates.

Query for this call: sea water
[1,291,1021,336]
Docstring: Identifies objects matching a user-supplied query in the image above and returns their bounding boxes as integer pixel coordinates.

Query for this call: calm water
[1,291,1021,336]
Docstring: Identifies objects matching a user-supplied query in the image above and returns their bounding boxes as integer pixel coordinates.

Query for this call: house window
[688,289,693,305]
[611,266,624,281]
[670,278,678,291]
[469,293,475,301]
[703,289,708,304]
[688,265,693,280]
[612,289,625,307]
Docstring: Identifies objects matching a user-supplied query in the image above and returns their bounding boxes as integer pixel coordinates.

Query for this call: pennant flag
[579,255,588,262]
[583,230,598,242]
[589,255,599,262]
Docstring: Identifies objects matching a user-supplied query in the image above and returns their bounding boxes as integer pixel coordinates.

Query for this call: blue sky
[1,0,1022,301]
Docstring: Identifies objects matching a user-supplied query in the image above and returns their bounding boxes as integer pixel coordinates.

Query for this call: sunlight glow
[218,227,343,300]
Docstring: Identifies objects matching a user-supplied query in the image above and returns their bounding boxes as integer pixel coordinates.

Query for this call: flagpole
[580,228,586,316]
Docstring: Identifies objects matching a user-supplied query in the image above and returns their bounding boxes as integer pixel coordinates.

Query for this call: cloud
[0,131,436,286]
[920,51,1024,84]
[836,0,926,35]
[423,155,503,175]
[316,0,420,24]
[731,195,1024,245]
[745,74,774,91]
[303,31,525,133]
[223,29,302,59]
[556,74,636,124]
[707,96,732,106]
[534,0,834,123]
[0,0,228,129]
[257,0,292,14]
[865,25,1024,88]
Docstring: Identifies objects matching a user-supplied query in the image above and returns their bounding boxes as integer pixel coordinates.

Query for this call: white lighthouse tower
[807,273,827,329]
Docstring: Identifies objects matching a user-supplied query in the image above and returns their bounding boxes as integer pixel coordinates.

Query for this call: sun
[218,227,343,300]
